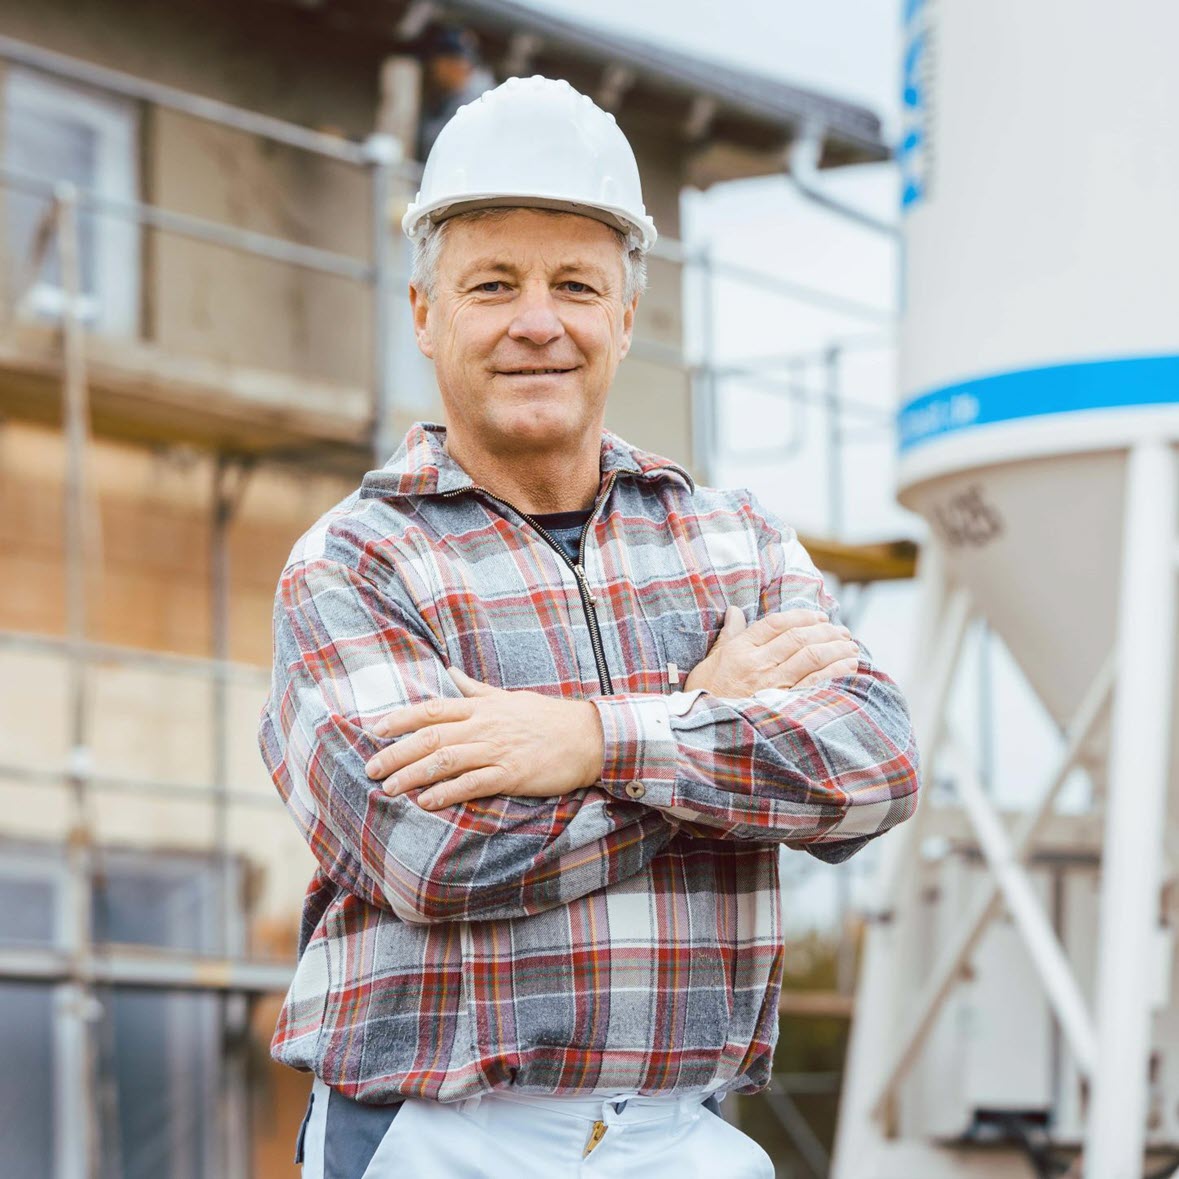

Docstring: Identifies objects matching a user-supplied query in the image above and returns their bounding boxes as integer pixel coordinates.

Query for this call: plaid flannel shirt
[260,422,919,1102]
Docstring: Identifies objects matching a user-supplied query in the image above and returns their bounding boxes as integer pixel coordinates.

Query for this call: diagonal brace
[946,730,1097,1074]
[870,654,1115,1121]
[875,584,975,917]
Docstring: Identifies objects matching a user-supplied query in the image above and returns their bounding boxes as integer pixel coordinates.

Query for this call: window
[4,67,140,335]
[0,851,61,1175]
[0,843,241,1178]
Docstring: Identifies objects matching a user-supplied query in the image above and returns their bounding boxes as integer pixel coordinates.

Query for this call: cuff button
[625,780,646,800]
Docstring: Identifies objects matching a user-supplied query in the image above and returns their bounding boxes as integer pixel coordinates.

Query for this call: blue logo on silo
[897,355,1179,452]
[900,0,930,211]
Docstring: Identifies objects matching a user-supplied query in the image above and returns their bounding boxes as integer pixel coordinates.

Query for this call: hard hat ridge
[402,75,658,251]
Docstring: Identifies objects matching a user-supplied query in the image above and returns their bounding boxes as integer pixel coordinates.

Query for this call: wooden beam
[0,323,373,473]
[683,94,718,143]
[778,989,855,1019]
[501,32,542,79]
[395,1,436,41]
[378,55,421,151]
[596,64,635,114]
[799,534,920,584]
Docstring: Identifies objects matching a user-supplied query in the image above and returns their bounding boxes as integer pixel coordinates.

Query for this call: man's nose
[507,285,565,346]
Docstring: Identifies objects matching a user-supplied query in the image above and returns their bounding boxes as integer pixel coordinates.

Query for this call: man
[414,24,496,162]
[261,77,919,1177]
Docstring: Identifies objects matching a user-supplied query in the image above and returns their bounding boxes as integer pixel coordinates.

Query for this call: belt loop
[602,1094,629,1124]
[460,1093,485,1125]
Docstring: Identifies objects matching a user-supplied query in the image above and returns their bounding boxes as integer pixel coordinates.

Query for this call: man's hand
[365,608,857,810]
[365,669,604,810]
[684,606,860,698]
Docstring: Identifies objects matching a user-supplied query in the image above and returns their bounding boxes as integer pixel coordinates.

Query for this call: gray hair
[409,207,648,304]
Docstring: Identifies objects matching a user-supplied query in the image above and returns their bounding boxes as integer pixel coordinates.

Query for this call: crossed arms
[260,501,920,926]
[364,604,859,810]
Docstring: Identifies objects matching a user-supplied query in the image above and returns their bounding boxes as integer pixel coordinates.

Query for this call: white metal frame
[1086,441,1177,1175]
[833,441,1179,1177]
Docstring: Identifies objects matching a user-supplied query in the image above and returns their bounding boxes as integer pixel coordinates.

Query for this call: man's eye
[476,281,505,293]
[563,281,592,294]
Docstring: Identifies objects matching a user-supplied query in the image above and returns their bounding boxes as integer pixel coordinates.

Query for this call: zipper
[583,1119,608,1157]
[441,471,617,694]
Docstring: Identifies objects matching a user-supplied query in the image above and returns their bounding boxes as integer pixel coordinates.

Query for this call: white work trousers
[301,1077,774,1178]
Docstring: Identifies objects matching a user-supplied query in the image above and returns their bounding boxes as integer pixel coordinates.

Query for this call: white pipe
[1085,441,1178,1176]
[57,185,101,1179]
[787,125,900,240]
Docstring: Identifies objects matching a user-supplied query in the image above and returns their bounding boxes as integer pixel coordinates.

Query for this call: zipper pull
[573,563,598,606]
[583,1120,608,1157]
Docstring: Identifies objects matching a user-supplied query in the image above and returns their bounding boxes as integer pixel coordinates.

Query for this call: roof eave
[437,0,890,166]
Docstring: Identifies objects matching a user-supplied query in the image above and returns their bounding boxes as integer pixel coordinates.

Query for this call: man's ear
[617,292,639,360]
[409,284,434,359]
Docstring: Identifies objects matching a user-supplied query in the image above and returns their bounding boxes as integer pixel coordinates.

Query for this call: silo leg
[831,544,968,1175]
[1084,440,1178,1177]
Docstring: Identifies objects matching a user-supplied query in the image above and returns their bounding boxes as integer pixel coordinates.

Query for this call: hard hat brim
[403,193,657,252]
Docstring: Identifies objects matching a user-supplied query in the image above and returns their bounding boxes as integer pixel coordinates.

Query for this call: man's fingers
[711,605,747,648]
[381,741,493,796]
[760,622,852,665]
[448,667,501,697]
[776,641,861,687]
[792,656,861,691]
[366,714,475,779]
[743,609,831,647]
[371,695,474,741]
[417,766,511,811]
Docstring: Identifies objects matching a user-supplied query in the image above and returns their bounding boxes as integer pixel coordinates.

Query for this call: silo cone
[833,1,1179,1176]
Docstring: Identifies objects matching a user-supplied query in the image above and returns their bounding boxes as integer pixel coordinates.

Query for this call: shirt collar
[359,421,695,500]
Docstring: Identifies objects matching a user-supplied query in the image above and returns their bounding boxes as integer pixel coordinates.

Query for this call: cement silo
[835,2,1179,1175]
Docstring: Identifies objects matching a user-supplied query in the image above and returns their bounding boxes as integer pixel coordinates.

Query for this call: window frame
[3,65,141,336]
[0,841,240,1178]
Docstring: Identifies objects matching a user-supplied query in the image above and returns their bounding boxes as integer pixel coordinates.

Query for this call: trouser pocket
[294,1088,314,1165]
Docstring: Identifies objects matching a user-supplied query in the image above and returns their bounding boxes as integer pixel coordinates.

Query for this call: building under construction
[0,2,910,1175]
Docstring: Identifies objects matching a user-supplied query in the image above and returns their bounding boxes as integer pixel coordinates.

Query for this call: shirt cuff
[591,693,686,807]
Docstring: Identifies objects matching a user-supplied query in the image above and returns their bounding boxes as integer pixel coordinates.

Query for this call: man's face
[427,54,472,92]
[410,209,637,460]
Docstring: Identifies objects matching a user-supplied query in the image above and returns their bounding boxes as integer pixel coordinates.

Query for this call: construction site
[0,1,914,1174]
[6,1,1179,1177]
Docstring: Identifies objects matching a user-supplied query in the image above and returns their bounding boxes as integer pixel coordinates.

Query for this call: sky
[516,0,1075,933]
[519,0,904,138]
[518,0,911,542]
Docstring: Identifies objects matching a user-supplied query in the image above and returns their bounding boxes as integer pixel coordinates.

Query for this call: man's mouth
[496,367,577,376]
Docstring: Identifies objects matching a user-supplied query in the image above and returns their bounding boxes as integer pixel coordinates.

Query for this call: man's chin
[489,408,590,450]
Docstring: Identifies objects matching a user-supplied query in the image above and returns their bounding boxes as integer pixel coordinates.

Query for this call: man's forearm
[266,667,674,924]
[368,611,861,814]
[265,559,672,925]
[365,668,605,809]
[591,658,919,848]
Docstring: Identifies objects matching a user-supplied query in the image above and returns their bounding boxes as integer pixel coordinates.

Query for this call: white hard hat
[402,75,658,252]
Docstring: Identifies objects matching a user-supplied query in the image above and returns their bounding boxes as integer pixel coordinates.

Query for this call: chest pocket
[655,614,719,690]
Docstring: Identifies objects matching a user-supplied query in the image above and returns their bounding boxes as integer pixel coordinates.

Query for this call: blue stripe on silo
[897,354,1179,452]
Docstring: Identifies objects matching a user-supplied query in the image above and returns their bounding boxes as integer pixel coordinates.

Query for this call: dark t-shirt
[531,509,592,564]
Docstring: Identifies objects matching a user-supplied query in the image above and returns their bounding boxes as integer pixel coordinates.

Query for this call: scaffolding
[0,33,913,1178]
